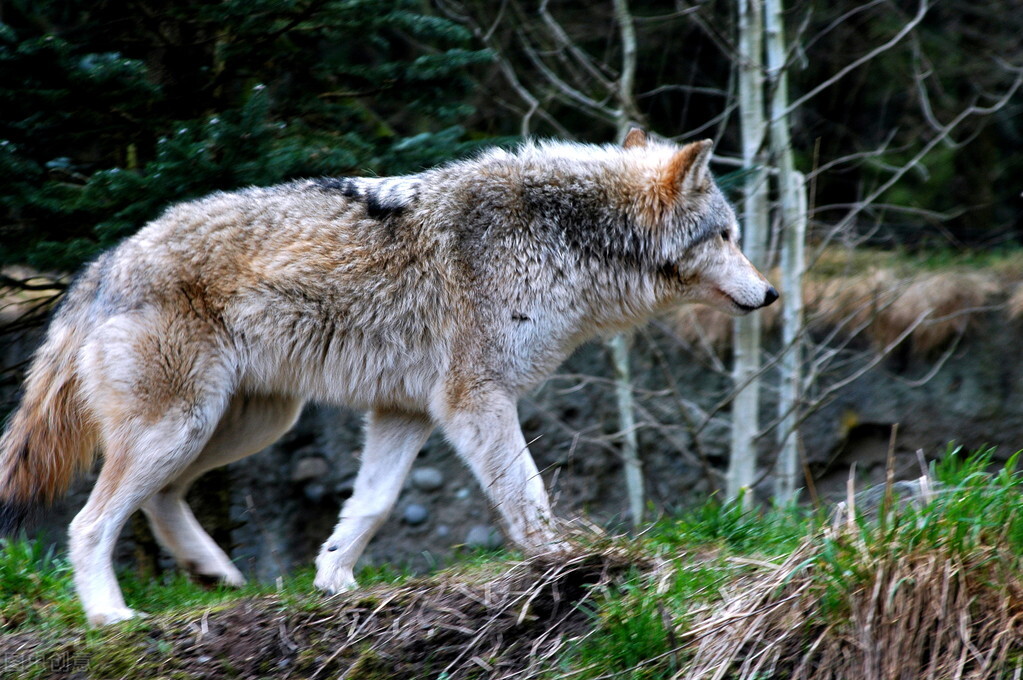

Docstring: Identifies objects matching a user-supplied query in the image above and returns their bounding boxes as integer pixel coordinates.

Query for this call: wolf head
[624,129,778,316]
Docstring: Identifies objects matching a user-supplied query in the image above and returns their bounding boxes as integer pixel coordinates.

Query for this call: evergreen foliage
[0,0,490,271]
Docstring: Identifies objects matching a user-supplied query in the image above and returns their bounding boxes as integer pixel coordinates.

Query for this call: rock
[303,482,326,502]
[410,467,444,492]
[292,456,329,483]
[403,503,429,525]
[465,524,503,550]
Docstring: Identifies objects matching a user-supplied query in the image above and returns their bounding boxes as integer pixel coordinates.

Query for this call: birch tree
[608,0,645,527]
[765,0,807,504]
[727,0,769,506]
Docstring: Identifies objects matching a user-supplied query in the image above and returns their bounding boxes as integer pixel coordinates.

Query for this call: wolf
[0,129,776,626]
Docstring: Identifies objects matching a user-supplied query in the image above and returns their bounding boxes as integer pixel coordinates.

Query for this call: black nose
[763,286,779,307]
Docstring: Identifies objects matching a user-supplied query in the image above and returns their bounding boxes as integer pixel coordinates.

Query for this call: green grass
[0,535,80,630]
[558,499,819,679]
[0,540,432,633]
[558,446,1023,679]
[4,446,1023,679]
[808,445,1023,619]
[647,492,815,555]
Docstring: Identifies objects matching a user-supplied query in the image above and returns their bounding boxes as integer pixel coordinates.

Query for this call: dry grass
[670,304,740,349]
[678,483,1023,680]
[867,271,997,353]
[807,267,900,340]
[680,541,1023,679]
[670,266,1002,356]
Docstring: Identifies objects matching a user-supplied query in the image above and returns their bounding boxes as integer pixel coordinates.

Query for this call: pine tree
[0,0,491,272]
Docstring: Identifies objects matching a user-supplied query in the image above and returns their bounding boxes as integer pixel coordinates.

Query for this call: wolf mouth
[712,287,757,313]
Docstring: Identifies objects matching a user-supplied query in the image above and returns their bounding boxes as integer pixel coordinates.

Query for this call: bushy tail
[0,320,99,534]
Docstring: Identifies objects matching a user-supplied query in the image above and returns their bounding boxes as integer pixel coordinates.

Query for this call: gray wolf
[0,129,777,626]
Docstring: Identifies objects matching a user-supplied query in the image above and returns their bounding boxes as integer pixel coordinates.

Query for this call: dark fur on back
[312,177,415,219]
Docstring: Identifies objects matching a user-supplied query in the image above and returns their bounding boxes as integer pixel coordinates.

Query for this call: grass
[681,445,1023,679]
[808,446,1023,620]
[3,446,1023,679]
[559,498,820,680]
[0,536,80,630]
[0,538,432,633]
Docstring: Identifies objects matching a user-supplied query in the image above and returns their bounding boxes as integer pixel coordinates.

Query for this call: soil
[0,549,635,680]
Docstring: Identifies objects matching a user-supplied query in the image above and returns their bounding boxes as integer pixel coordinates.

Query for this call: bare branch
[612,0,641,127]
[799,0,887,57]
[784,0,929,118]
[633,7,700,24]
[637,84,729,100]
[538,0,616,93]
[436,0,564,138]
[829,68,1023,239]
[520,37,619,123]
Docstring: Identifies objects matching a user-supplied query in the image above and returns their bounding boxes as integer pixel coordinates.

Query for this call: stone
[410,467,444,492]
[303,482,326,502]
[292,456,329,483]
[403,503,429,525]
[465,524,503,550]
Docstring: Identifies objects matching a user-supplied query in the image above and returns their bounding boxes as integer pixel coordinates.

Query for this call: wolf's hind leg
[142,394,303,586]
[314,409,433,594]
[69,400,229,627]
[70,312,237,626]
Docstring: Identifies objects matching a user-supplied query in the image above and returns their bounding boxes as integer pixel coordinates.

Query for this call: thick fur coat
[0,130,776,625]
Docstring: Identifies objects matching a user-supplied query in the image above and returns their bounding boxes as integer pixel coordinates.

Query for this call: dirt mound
[1,546,643,679]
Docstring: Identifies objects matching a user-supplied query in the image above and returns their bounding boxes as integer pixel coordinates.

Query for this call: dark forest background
[1,0,1021,279]
[3,0,1023,603]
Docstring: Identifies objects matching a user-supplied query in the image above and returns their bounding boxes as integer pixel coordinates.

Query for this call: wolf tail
[0,310,99,535]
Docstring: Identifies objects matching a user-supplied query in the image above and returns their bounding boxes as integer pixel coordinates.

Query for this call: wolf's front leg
[436,385,563,553]
[314,409,433,593]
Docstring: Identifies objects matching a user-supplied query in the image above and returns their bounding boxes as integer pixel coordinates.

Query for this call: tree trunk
[609,0,644,526]
[765,0,806,504]
[608,331,643,525]
[728,0,769,507]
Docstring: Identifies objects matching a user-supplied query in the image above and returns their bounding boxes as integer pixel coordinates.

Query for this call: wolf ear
[622,127,648,149]
[665,139,714,192]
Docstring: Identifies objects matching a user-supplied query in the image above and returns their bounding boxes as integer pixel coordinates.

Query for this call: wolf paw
[220,566,247,588]
[310,564,360,593]
[190,562,246,588]
[313,554,358,594]
[87,606,143,627]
